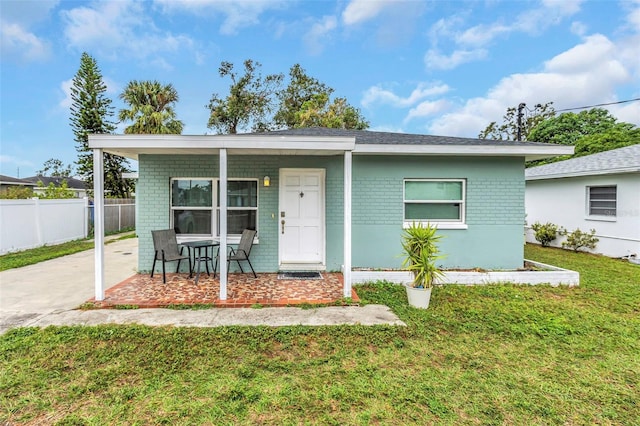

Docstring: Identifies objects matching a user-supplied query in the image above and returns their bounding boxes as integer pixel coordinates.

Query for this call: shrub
[560,228,599,252]
[531,222,559,247]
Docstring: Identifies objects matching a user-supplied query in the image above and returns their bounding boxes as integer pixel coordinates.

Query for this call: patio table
[181,240,220,284]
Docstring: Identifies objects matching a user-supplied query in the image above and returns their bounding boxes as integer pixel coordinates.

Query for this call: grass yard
[0,232,136,271]
[1,245,638,425]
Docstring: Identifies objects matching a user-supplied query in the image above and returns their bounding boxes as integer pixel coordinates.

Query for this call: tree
[574,125,640,157]
[0,186,33,199]
[274,64,334,129]
[525,107,638,166]
[479,102,555,141]
[207,60,284,134]
[37,180,75,199]
[70,52,133,198]
[208,61,369,133]
[119,80,184,134]
[294,93,369,130]
[36,158,73,177]
[528,108,620,146]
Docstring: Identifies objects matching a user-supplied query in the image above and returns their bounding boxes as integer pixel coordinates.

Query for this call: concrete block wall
[138,153,526,273]
[350,156,525,270]
[138,154,344,273]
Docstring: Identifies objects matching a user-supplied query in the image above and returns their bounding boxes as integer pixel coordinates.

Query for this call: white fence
[0,198,135,254]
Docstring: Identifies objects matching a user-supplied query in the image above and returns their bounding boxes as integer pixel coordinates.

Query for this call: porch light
[263,176,270,187]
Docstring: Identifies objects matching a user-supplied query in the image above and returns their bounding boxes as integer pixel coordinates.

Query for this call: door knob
[281,219,285,234]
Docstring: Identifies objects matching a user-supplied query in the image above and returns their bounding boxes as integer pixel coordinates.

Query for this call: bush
[531,222,559,247]
[560,228,599,252]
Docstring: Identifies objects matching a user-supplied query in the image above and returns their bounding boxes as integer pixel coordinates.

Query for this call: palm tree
[118,80,184,134]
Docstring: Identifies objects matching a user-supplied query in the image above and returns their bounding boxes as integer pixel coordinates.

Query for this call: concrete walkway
[0,238,405,334]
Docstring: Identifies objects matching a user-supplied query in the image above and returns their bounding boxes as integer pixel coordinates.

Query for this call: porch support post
[219,148,228,300]
[343,150,352,298]
[93,148,105,301]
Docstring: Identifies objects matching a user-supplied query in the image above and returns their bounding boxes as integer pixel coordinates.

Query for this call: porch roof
[89,128,573,161]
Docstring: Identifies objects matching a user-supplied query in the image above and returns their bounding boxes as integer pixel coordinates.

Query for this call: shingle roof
[266,127,552,147]
[23,175,87,189]
[0,175,36,186]
[525,144,640,180]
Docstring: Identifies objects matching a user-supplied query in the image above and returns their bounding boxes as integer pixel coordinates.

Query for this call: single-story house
[525,144,640,258]
[0,175,37,195]
[88,128,573,301]
[23,175,88,198]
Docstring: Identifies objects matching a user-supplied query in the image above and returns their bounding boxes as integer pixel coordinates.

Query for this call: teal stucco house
[88,128,572,301]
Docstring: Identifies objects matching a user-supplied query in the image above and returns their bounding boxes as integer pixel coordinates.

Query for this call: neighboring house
[0,175,36,195]
[88,128,572,300]
[23,175,88,198]
[525,144,640,258]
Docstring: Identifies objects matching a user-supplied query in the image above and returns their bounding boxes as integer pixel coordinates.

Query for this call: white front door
[279,168,325,269]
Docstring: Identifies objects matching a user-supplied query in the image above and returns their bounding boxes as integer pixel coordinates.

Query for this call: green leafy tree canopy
[479,102,555,141]
[207,60,284,134]
[119,80,184,134]
[36,158,74,177]
[528,108,620,145]
[207,61,369,134]
[294,93,369,130]
[37,180,75,199]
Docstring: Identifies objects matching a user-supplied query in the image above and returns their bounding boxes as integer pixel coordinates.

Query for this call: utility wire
[554,97,640,113]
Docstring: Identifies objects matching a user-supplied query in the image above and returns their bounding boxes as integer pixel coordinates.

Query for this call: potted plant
[401,222,445,309]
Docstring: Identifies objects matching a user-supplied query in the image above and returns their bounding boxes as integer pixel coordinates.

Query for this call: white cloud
[456,23,510,47]
[570,21,587,36]
[59,79,73,109]
[362,82,450,108]
[426,0,584,70]
[622,0,640,30]
[0,0,57,62]
[1,0,59,26]
[303,15,337,55]
[427,34,638,137]
[61,1,194,60]
[405,100,451,122]
[59,77,120,110]
[153,0,287,35]
[0,155,35,168]
[425,48,487,70]
[342,0,394,25]
[0,21,50,62]
[513,0,583,34]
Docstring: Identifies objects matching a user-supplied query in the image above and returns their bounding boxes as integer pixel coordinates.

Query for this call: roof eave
[526,166,640,180]
[354,144,574,161]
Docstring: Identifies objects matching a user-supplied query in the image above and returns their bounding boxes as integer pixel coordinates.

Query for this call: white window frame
[586,185,617,221]
[403,178,467,230]
[216,178,259,236]
[170,177,259,240]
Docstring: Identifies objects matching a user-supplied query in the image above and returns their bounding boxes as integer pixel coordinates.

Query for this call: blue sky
[1,0,639,178]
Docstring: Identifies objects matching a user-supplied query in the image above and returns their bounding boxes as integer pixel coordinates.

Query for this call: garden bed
[349,259,579,287]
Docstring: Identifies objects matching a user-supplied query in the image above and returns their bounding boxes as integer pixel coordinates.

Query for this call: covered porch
[88,133,356,304]
[87,272,358,308]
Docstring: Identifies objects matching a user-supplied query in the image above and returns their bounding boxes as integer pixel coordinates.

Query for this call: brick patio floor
[88,272,359,308]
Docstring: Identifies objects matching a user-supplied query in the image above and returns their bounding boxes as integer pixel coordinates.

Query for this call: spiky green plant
[401,222,445,288]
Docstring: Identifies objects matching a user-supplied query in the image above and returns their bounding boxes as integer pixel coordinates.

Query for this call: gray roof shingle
[525,144,640,180]
[266,127,553,146]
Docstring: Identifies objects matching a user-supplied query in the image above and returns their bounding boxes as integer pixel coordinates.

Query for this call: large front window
[404,179,466,225]
[217,180,258,235]
[171,178,257,236]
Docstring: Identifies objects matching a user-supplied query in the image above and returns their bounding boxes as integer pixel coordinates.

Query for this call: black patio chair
[151,229,191,283]
[214,229,257,278]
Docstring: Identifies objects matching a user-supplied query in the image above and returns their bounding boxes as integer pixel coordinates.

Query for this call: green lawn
[1,245,638,425]
[0,232,136,271]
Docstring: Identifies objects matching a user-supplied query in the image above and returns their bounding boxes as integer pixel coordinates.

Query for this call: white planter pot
[405,285,433,309]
